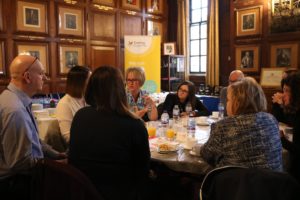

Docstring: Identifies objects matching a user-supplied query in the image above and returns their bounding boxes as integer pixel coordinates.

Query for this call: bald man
[0,55,64,196]
[220,70,244,116]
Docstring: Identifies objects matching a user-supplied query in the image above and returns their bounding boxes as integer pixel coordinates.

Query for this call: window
[189,0,208,74]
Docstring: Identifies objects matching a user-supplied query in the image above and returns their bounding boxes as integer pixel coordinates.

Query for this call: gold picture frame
[147,0,163,14]
[270,43,298,68]
[235,45,260,72]
[147,19,163,41]
[163,42,176,55]
[236,6,262,36]
[260,67,286,88]
[121,0,141,11]
[92,0,115,7]
[16,0,47,33]
[58,6,84,37]
[17,42,49,74]
[58,44,85,74]
[0,41,4,75]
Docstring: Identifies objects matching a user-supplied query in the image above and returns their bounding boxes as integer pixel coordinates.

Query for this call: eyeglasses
[126,79,139,83]
[178,88,189,94]
[23,57,38,75]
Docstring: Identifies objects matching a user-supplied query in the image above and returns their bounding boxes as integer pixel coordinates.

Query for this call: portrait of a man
[65,51,78,68]
[276,48,291,67]
[28,51,40,60]
[242,13,255,30]
[25,7,39,26]
[65,13,77,30]
[241,50,254,68]
[126,0,137,5]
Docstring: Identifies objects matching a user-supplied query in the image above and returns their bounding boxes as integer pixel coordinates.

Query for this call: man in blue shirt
[0,55,66,197]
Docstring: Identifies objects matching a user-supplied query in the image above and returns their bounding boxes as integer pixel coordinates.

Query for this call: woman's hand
[272,92,283,104]
[135,107,148,118]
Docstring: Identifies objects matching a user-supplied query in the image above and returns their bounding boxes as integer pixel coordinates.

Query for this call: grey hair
[228,77,267,115]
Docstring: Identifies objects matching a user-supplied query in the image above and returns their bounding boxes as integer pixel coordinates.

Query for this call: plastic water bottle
[172,105,180,121]
[187,112,196,135]
[185,102,192,115]
[218,102,224,119]
[161,110,169,128]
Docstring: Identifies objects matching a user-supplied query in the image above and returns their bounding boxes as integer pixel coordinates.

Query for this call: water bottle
[161,110,169,128]
[218,102,224,119]
[187,112,196,135]
[185,102,192,115]
[172,105,180,121]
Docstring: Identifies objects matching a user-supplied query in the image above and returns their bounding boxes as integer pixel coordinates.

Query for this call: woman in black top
[162,80,209,118]
[277,72,300,183]
[69,66,150,200]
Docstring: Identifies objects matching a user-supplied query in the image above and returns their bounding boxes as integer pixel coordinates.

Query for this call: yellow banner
[124,35,161,93]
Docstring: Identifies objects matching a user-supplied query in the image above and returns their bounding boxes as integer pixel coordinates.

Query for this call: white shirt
[55,94,85,143]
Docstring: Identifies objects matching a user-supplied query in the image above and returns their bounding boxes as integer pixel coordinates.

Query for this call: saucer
[189,150,200,157]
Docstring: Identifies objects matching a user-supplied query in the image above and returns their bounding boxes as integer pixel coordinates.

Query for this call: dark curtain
[167,0,178,43]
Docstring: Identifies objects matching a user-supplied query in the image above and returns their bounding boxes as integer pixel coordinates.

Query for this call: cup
[212,111,219,119]
[198,116,208,124]
[166,128,175,140]
[147,121,157,138]
[184,136,197,150]
[191,143,202,156]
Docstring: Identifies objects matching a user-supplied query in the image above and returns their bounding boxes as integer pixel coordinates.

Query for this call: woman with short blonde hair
[201,77,283,171]
[125,66,158,121]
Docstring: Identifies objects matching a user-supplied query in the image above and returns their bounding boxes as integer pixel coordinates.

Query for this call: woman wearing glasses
[162,81,209,118]
[125,67,158,121]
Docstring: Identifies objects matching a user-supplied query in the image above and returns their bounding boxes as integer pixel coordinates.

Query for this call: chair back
[200,166,300,200]
[31,159,105,200]
[44,120,68,152]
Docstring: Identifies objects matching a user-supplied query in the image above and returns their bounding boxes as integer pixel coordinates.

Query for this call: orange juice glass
[166,129,175,140]
[147,127,156,138]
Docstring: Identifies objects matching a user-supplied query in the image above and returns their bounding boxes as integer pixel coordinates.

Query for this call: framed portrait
[17,43,49,74]
[58,44,85,74]
[163,42,176,55]
[260,67,286,88]
[58,6,84,37]
[236,6,262,36]
[235,45,260,72]
[147,20,163,41]
[16,1,47,33]
[92,0,115,7]
[147,0,163,14]
[91,12,116,41]
[0,42,4,75]
[121,0,141,11]
[270,43,298,68]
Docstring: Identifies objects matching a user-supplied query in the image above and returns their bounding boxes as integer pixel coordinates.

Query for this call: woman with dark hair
[55,66,91,143]
[277,72,300,182]
[68,66,150,200]
[200,77,283,171]
[162,80,209,117]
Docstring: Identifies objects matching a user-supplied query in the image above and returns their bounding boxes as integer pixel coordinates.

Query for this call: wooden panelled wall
[0,0,168,93]
[219,0,300,86]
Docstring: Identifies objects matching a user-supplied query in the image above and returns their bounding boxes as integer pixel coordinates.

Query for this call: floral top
[200,112,283,171]
[126,90,149,121]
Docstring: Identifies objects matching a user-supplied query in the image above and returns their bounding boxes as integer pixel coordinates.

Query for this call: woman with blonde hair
[200,77,283,171]
[125,66,158,121]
